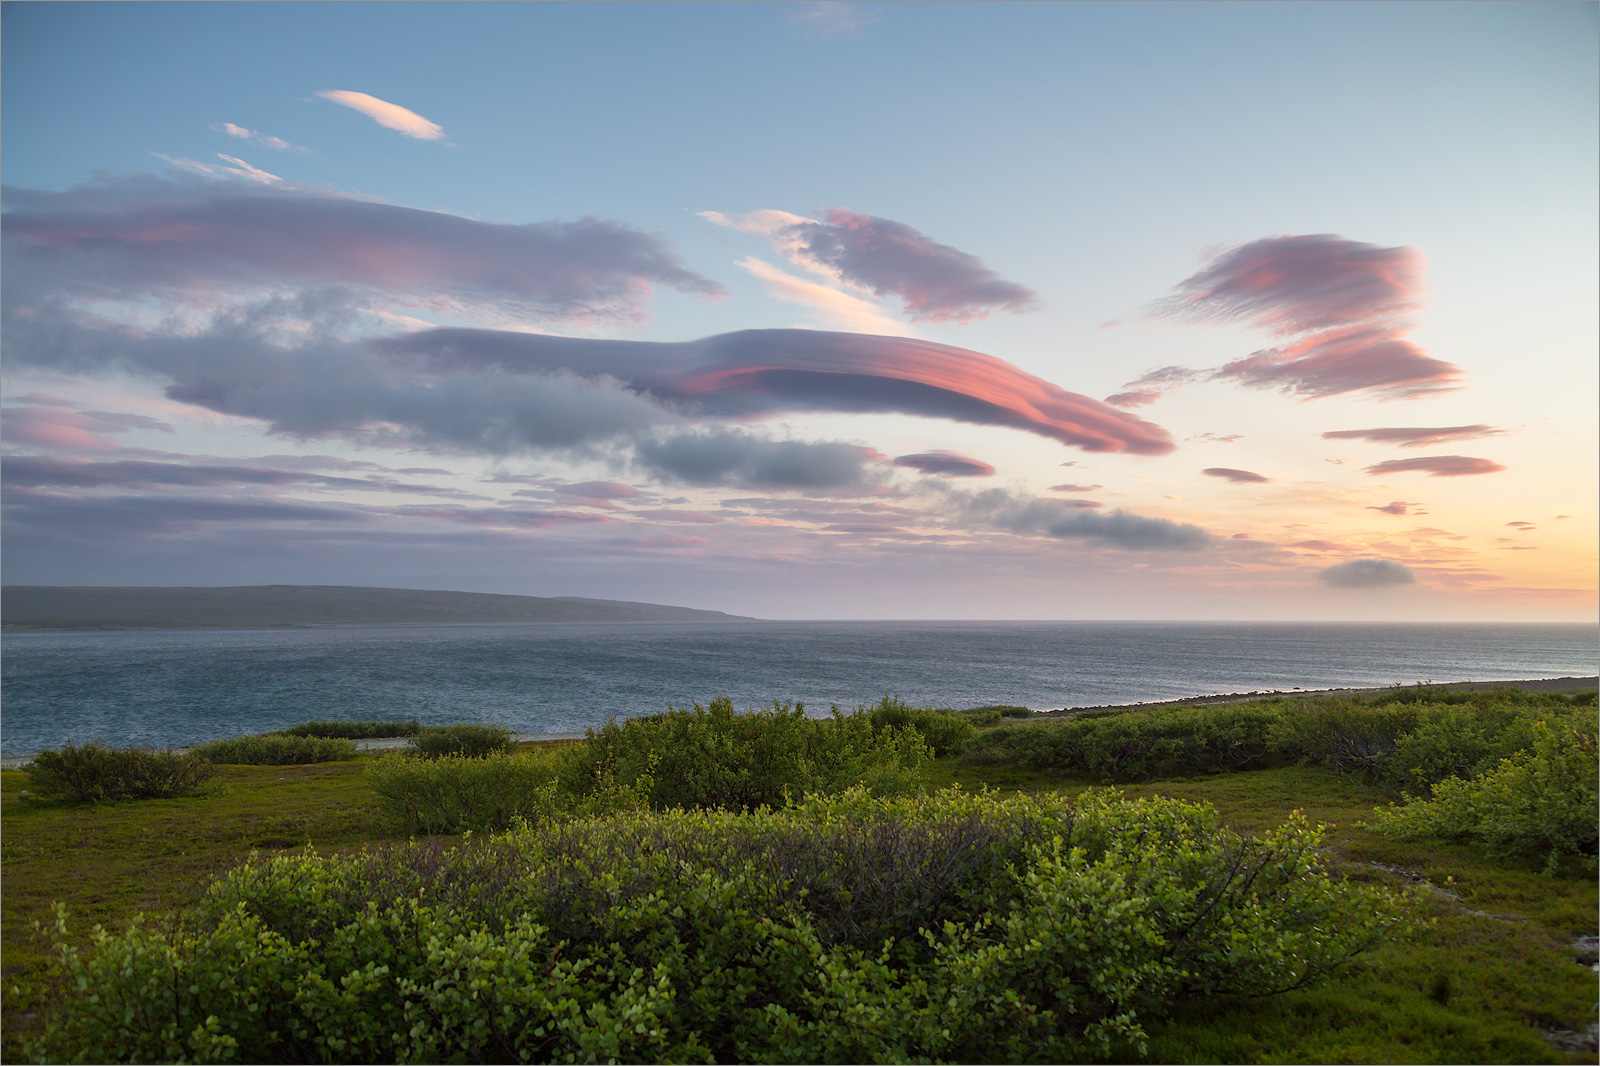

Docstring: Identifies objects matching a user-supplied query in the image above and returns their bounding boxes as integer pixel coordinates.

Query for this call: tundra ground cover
[3,688,1595,1063]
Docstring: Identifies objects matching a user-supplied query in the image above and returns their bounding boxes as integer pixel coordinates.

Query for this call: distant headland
[0,585,756,629]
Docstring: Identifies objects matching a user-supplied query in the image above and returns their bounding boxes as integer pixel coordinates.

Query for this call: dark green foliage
[863,695,979,756]
[965,702,1283,781]
[565,697,929,811]
[30,789,1414,1064]
[23,742,216,803]
[273,718,419,739]
[1266,699,1422,779]
[189,734,357,765]
[406,722,516,759]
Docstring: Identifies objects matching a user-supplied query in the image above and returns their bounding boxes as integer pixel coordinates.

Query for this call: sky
[2,0,1595,621]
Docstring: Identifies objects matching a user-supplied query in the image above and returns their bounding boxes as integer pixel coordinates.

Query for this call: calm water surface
[3,621,1595,754]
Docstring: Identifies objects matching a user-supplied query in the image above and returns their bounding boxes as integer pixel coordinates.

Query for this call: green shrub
[965,702,1282,781]
[273,718,419,739]
[189,734,357,765]
[407,723,516,759]
[24,742,216,803]
[32,788,1415,1065]
[567,697,930,811]
[863,695,978,756]
[1266,700,1421,779]
[1371,712,1599,867]
[364,748,651,835]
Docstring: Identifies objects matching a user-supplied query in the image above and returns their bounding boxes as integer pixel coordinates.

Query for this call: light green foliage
[569,696,931,810]
[1372,712,1599,868]
[274,718,420,739]
[30,788,1413,1064]
[189,734,357,765]
[23,742,216,803]
[406,722,516,759]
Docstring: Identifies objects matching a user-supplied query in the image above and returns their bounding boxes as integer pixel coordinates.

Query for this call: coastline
[4,677,1592,768]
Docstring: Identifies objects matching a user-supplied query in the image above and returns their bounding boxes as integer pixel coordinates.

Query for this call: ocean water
[2,621,1595,755]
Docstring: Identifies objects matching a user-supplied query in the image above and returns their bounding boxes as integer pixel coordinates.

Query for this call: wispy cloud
[1318,558,1417,588]
[1365,456,1507,478]
[212,123,307,152]
[733,255,913,335]
[1202,467,1270,484]
[788,1,879,37]
[317,90,445,141]
[1322,424,1503,448]
[152,152,282,185]
[1112,234,1463,406]
[1366,501,1420,515]
[892,451,995,478]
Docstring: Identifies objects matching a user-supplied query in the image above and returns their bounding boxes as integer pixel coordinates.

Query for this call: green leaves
[34,788,1414,1063]
[23,742,217,803]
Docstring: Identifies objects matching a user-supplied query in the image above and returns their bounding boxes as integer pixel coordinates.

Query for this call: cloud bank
[1318,558,1417,588]
[947,487,1214,551]
[2,176,725,325]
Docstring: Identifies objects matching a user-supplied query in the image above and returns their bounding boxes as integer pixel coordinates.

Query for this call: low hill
[0,585,755,629]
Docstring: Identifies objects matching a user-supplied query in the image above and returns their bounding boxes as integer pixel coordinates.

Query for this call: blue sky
[2,1,1595,619]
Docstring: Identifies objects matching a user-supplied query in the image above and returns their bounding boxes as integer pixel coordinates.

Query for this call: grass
[3,727,1595,1063]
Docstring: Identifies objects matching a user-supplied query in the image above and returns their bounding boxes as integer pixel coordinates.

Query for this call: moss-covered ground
[4,746,1595,1063]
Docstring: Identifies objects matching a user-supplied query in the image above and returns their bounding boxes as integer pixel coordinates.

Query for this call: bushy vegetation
[1372,712,1598,868]
[189,734,357,765]
[22,742,216,803]
[862,694,979,756]
[407,722,516,759]
[29,787,1414,1065]
[274,718,420,739]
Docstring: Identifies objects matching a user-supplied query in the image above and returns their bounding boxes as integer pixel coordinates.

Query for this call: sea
[2,621,1596,755]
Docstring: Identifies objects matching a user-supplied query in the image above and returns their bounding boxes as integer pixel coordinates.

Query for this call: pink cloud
[1322,424,1503,448]
[1365,456,1507,478]
[892,451,995,478]
[399,327,1177,456]
[1202,467,1270,484]
[1,406,174,451]
[1366,501,1418,515]
[783,209,1038,323]
[1114,234,1464,405]
[1291,540,1342,551]
[1050,483,1102,493]
[317,91,445,141]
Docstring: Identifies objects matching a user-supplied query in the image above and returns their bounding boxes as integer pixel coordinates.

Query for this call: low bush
[566,697,930,811]
[24,742,215,803]
[1371,712,1599,868]
[273,718,419,739]
[964,702,1283,781]
[863,695,978,756]
[407,722,516,759]
[31,788,1415,1064]
[188,734,357,765]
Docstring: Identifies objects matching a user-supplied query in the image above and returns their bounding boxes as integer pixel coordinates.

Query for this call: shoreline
[3,677,1592,768]
[1036,675,1598,718]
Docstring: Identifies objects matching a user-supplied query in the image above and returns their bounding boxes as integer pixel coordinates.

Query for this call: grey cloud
[892,451,995,478]
[2,174,724,322]
[1318,558,1417,589]
[948,487,1214,551]
[634,429,882,491]
[1,455,484,499]
[1322,425,1503,448]
[782,209,1038,323]
[1365,456,1507,478]
[1202,467,1270,484]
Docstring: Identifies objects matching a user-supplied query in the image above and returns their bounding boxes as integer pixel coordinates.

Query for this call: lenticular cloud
[1111,234,1464,406]
[388,327,1176,455]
